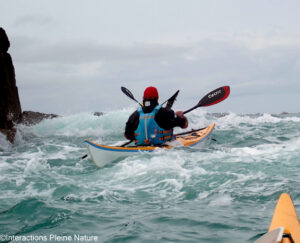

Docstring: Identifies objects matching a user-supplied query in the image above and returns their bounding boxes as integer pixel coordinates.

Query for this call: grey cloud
[13,40,186,64]
[12,37,300,113]
[13,15,54,27]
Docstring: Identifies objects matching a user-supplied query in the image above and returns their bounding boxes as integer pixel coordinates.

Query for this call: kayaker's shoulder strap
[137,106,143,113]
[153,104,162,113]
[137,104,161,115]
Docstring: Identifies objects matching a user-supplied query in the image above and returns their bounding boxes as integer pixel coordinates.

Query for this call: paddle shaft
[120,140,133,147]
[173,127,206,137]
[183,105,198,115]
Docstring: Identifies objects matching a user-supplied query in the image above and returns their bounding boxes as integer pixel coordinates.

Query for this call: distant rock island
[0,27,58,143]
[94,112,104,116]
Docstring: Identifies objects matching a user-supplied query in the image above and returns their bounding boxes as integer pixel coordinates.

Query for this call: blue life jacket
[134,105,173,146]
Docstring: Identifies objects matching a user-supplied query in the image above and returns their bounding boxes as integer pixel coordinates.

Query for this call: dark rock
[94,112,104,116]
[0,27,10,52]
[0,27,22,143]
[0,127,16,143]
[20,111,58,126]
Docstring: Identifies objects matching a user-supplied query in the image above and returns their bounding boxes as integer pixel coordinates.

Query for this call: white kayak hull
[84,123,215,168]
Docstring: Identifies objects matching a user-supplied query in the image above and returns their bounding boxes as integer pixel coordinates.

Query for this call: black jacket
[124,102,186,140]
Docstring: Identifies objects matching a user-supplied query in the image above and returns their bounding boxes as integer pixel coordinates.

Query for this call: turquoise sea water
[0,109,300,243]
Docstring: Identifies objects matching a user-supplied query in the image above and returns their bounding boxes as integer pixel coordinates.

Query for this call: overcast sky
[1,0,300,114]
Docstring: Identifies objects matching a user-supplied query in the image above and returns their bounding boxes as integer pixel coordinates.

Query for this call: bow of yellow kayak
[255,193,300,243]
[269,193,300,243]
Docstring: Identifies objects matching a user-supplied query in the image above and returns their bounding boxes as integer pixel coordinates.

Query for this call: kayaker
[124,86,188,145]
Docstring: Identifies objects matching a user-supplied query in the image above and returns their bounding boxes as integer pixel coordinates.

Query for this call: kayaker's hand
[175,111,184,118]
[182,117,188,129]
[176,111,188,129]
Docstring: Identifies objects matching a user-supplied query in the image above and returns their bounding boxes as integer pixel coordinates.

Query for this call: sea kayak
[255,193,300,243]
[84,122,215,168]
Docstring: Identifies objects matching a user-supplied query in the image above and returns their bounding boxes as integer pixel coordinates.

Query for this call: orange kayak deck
[269,193,300,242]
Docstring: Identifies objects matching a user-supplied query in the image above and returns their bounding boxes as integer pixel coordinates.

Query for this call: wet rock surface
[20,111,58,126]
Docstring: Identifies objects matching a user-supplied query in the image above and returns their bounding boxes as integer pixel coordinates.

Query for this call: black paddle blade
[121,86,142,106]
[198,86,230,107]
[183,86,230,114]
[163,90,180,109]
[121,86,135,100]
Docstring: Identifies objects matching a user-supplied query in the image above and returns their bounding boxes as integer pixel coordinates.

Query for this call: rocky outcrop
[20,111,58,126]
[0,27,22,143]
